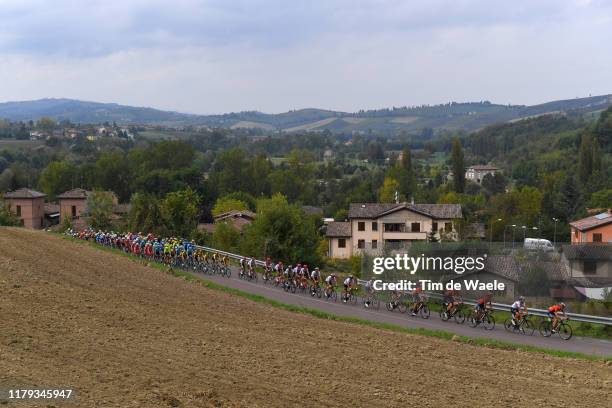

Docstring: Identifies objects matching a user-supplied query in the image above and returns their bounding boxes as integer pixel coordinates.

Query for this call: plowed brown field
[0,228,610,407]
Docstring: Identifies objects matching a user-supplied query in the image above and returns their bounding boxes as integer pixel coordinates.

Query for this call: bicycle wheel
[420,305,430,319]
[467,311,478,328]
[398,302,407,314]
[454,310,465,324]
[522,319,535,336]
[316,286,322,298]
[539,321,552,337]
[331,290,337,302]
[351,293,358,305]
[559,323,573,340]
[483,314,495,330]
[290,283,296,294]
[504,318,514,332]
[440,310,449,321]
[385,302,393,311]
[371,296,380,310]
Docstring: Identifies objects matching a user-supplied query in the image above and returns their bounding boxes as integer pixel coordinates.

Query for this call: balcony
[382,231,427,240]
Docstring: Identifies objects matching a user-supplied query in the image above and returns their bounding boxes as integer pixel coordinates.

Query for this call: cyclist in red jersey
[547,303,567,332]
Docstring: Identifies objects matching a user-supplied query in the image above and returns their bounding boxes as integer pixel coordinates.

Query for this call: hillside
[1,94,611,133]
[0,228,610,407]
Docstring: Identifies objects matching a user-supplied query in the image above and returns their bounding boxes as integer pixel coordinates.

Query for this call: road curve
[193,267,612,357]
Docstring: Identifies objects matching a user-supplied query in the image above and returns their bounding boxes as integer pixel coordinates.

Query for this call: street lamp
[552,218,559,246]
[490,218,502,248]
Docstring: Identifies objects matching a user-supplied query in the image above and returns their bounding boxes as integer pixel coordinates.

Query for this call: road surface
[193,267,612,357]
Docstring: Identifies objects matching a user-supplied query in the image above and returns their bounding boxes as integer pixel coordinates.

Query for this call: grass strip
[62,234,611,362]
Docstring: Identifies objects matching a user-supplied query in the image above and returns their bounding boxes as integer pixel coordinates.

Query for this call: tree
[160,188,201,237]
[241,194,321,265]
[0,201,19,226]
[38,161,76,199]
[389,146,417,200]
[212,222,241,252]
[481,172,506,196]
[560,175,581,222]
[128,193,161,234]
[36,117,56,132]
[95,151,132,201]
[589,189,612,208]
[451,138,465,193]
[212,197,248,217]
[578,133,593,183]
[378,177,400,203]
[87,191,114,230]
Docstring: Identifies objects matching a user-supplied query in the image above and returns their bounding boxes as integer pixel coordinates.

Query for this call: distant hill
[1,95,611,133]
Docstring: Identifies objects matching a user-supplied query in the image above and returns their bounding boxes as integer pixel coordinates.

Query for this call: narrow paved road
[193,267,612,357]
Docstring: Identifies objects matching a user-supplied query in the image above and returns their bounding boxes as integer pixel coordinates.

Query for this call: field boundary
[62,234,611,362]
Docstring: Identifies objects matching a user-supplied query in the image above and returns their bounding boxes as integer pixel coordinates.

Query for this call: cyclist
[324,273,337,297]
[342,275,356,303]
[547,302,567,333]
[475,292,493,322]
[410,287,425,316]
[247,256,255,278]
[443,289,461,316]
[310,267,322,294]
[239,257,247,277]
[510,296,527,327]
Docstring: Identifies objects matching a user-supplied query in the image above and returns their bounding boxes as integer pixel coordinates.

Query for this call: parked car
[523,238,554,252]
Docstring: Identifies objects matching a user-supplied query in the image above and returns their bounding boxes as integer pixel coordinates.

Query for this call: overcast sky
[0,0,611,114]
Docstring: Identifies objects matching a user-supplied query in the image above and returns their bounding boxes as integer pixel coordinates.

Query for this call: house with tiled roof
[325,202,462,258]
[465,164,499,184]
[57,189,120,229]
[2,188,47,228]
[569,210,612,244]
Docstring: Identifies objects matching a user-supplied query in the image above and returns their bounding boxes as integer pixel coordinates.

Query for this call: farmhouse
[326,202,462,258]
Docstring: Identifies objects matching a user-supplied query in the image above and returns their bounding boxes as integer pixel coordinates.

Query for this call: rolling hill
[1,94,611,133]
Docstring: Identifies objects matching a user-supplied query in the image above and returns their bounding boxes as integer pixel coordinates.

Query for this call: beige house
[326,202,462,258]
[3,188,47,228]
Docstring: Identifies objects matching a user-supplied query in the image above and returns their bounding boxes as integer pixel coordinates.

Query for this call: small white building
[465,164,499,184]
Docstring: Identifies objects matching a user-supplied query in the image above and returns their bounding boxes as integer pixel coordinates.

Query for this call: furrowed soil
[0,228,610,407]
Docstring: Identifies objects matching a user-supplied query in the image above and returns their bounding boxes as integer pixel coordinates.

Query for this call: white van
[523,238,554,252]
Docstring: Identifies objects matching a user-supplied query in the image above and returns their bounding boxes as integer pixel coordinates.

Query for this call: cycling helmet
[519,296,525,302]
[560,302,566,308]
[348,274,353,278]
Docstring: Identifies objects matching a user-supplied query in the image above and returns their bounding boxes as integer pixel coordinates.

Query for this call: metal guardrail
[195,245,612,327]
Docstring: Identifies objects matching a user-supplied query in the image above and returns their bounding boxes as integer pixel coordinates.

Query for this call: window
[411,222,420,232]
[16,205,21,217]
[432,222,438,232]
[338,238,346,248]
[357,239,365,249]
[584,261,597,275]
[593,233,602,243]
[358,221,365,231]
[372,240,378,249]
[445,222,452,232]
[384,223,404,232]
[372,222,378,231]
[71,205,77,218]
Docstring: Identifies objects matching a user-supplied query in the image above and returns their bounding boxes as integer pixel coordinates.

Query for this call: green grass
[60,234,611,362]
